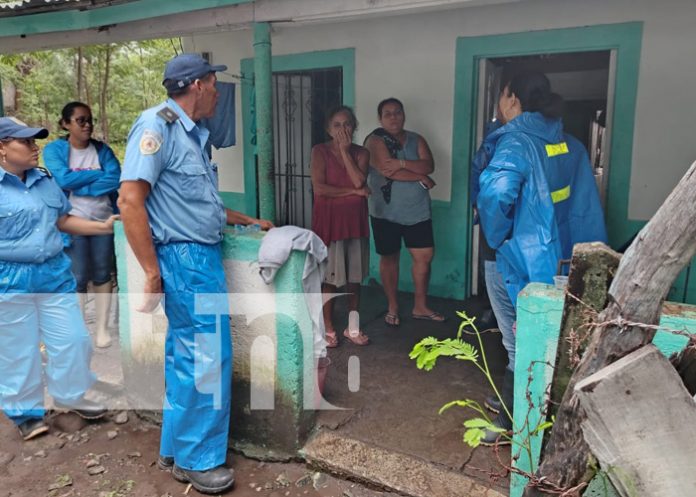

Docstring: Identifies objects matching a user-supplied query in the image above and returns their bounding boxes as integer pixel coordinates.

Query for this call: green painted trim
[241,48,356,217]
[453,22,644,298]
[0,0,252,37]
[113,221,133,360]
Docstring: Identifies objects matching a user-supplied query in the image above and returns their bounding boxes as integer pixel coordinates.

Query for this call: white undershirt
[68,143,113,221]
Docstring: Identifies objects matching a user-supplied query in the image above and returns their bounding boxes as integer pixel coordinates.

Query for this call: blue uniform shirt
[0,167,71,263]
[121,99,226,245]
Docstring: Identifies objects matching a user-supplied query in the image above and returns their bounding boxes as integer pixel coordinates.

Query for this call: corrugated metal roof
[0,0,136,18]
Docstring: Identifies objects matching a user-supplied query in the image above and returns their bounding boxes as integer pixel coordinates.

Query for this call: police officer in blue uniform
[0,117,116,441]
[118,53,272,495]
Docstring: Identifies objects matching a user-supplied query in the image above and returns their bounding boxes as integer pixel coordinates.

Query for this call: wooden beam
[524,160,696,496]
[575,345,696,497]
[550,242,621,414]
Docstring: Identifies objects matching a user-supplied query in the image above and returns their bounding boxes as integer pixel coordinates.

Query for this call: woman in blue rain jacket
[477,72,607,308]
[476,72,607,445]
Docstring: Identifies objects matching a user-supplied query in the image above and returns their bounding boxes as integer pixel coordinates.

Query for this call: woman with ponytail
[476,72,607,445]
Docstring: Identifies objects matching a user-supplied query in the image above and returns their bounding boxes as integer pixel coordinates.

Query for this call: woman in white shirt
[43,102,121,348]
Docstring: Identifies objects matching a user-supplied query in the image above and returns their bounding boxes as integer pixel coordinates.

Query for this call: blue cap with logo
[0,117,49,140]
[162,53,227,92]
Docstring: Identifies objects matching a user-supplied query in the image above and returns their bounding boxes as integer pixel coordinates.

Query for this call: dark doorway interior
[271,68,343,228]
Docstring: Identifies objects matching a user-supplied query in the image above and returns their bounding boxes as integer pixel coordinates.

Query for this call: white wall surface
[187,0,696,219]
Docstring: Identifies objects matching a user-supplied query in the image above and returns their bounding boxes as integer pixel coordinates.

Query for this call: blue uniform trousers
[156,242,232,471]
[0,253,95,425]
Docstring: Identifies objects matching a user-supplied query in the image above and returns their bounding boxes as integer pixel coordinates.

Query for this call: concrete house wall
[186,0,696,300]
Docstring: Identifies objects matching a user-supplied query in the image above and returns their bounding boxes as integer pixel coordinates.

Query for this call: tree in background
[0,38,181,158]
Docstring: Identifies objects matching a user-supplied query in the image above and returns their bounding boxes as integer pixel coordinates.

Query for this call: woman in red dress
[311,106,371,347]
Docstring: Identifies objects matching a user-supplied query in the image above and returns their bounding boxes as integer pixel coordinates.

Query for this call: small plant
[410,310,548,454]
[410,310,515,447]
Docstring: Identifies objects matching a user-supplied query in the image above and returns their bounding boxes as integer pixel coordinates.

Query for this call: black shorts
[370,216,434,255]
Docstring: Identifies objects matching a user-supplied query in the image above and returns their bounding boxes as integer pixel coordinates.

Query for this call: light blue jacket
[477,112,607,306]
[43,137,121,202]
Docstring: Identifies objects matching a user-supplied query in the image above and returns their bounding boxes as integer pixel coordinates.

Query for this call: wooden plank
[550,243,621,413]
[524,160,696,496]
[575,345,696,497]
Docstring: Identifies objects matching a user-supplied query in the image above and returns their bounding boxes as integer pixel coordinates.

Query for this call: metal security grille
[272,68,342,228]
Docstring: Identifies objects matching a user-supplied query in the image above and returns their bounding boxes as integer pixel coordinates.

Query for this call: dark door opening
[271,67,343,228]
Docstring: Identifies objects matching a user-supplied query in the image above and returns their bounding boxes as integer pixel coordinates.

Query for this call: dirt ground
[0,412,398,497]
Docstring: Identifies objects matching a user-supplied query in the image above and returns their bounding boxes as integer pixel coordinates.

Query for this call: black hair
[502,71,564,119]
[59,101,91,130]
[377,97,404,118]
[325,105,358,131]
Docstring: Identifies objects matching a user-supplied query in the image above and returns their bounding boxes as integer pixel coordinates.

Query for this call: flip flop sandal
[343,328,370,346]
[325,330,339,348]
[384,312,400,327]
[412,311,447,322]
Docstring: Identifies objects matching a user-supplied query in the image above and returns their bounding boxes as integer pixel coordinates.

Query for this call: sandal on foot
[384,312,400,327]
[325,330,339,348]
[412,311,447,322]
[343,329,370,346]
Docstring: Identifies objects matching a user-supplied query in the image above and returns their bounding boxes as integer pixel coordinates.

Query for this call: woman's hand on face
[336,128,352,153]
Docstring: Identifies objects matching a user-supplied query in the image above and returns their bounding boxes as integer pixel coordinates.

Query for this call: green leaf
[463,427,485,448]
[463,417,492,429]
[438,399,476,415]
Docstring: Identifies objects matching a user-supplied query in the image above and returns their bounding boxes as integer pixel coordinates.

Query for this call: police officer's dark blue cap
[162,53,227,91]
[0,117,49,140]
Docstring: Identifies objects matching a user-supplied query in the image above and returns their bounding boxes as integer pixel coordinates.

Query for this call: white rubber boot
[92,282,113,348]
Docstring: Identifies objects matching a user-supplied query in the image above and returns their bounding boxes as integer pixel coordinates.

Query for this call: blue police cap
[0,117,49,140]
[162,53,227,91]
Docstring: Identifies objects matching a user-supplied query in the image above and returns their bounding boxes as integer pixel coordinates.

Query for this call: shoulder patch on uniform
[37,166,52,177]
[139,129,163,155]
[156,106,180,124]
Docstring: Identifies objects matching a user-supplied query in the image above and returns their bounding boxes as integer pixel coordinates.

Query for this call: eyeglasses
[72,116,94,127]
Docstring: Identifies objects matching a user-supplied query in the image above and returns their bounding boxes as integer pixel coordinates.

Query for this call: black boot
[484,368,513,414]
[54,398,107,420]
[172,464,235,494]
[481,368,514,446]
[18,418,49,441]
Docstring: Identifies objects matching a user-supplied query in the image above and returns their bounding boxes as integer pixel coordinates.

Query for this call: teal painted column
[0,78,4,117]
[253,22,275,221]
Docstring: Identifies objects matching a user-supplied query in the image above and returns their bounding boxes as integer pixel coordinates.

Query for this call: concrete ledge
[302,430,506,497]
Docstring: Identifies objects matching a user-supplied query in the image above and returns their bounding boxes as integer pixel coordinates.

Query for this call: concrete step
[302,430,507,497]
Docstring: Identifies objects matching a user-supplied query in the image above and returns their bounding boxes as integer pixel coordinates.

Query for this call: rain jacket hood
[477,111,607,305]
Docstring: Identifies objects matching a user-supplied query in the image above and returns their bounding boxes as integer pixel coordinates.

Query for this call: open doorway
[471,50,614,295]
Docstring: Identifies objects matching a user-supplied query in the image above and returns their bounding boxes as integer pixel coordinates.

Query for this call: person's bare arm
[57,214,119,235]
[365,136,427,182]
[404,135,434,175]
[310,145,369,197]
[117,180,162,312]
[225,209,274,230]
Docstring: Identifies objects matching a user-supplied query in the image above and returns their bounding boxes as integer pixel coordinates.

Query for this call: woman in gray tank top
[365,98,445,327]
